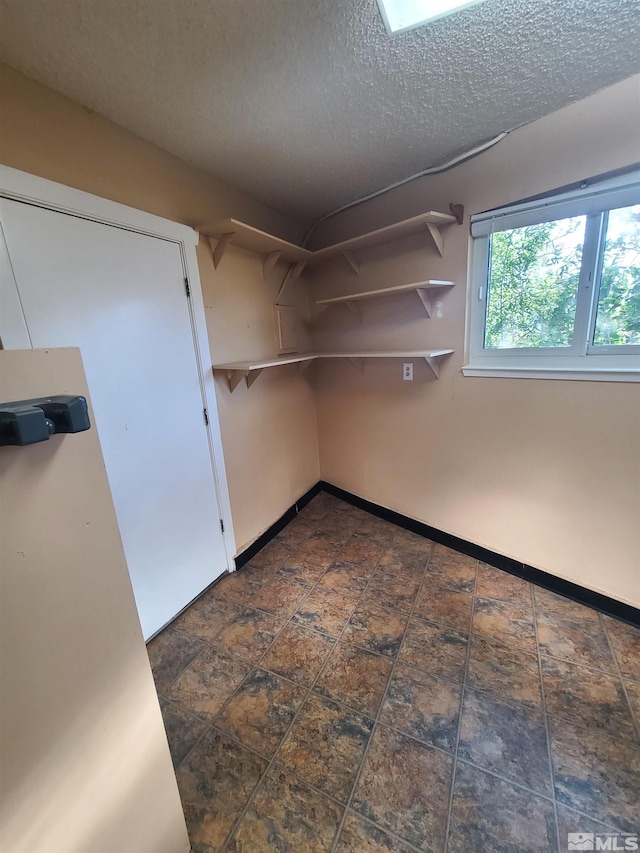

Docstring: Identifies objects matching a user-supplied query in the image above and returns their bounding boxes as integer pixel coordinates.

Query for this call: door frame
[0,165,237,569]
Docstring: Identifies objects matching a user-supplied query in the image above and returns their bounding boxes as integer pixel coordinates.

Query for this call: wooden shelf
[213,349,454,391]
[199,207,462,279]
[316,280,455,318]
[322,350,454,379]
[197,218,312,281]
[308,210,459,272]
[212,354,317,391]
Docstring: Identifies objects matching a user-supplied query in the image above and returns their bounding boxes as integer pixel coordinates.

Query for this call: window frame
[464,170,640,382]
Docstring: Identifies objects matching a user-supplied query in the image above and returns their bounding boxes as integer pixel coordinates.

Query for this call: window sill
[462,363,640,382]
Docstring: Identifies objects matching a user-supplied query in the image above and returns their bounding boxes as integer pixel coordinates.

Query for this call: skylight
[376,0,487,33]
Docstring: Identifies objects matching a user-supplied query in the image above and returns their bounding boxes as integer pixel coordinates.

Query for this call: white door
[0,198,229,639]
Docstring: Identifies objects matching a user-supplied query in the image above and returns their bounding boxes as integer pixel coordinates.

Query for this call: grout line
[532,582,562,853]
[175,702,551,853]
[158,544,315,772]
[165,653,257,774]
[165,543,331,790]
[536,648,624,680]
[161,499,628,852]
[218,521,386,851]
[599,613,640,745]
[176,716,349,810]
[328,543,436,853]
[452,755,556,802]
[157,588,290,689]
[339,809,427,853]
[155,509,355,766]
[542,709,640,750]
[166,587,640,783]
[167,510,343,720]
[550,800,628,834]
[150,634,226,698]
[176,639,558,801]
[442,560,477,853]
[228,534,386,851]
[165,687,560,816]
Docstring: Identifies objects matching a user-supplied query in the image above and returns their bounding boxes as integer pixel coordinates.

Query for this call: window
[376,0,487,34]
[464,170,640,381]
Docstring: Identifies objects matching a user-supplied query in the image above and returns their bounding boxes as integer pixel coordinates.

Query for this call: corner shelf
[308,210,459,272]
[213,349,454,391]
[197,218,313,281]
[323,350,454,379]
[212,353,317,392]
[198,206,463,280]
[316,280,455,319]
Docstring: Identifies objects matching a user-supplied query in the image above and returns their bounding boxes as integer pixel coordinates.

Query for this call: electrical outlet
[403,362,413,381]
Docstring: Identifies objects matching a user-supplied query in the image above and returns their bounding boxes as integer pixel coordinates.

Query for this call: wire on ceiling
[301,130,510,247]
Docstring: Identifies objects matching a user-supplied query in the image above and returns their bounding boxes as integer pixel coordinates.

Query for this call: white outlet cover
[403,362,413,380]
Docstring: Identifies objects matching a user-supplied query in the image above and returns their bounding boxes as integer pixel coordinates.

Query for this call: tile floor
[147,492,640,853]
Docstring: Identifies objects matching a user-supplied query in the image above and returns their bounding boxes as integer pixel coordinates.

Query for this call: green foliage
[485,218,583,349]
[593,208,640,346]
[485,205,640,349]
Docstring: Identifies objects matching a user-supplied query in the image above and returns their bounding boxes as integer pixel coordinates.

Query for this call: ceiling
[1,0,639,225]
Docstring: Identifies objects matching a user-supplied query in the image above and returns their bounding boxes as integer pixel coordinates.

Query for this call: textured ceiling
[1,0,639,224]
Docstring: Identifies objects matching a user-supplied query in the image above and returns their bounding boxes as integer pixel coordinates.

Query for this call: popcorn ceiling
[1,0,638,222]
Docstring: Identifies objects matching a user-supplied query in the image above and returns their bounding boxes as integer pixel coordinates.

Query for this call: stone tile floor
[147,492,640,853]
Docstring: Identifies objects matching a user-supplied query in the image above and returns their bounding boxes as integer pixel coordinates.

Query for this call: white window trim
[463,169,640,382]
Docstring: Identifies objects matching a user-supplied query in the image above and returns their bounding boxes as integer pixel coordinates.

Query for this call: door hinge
[203,408,209,425]
[220,518,225,533]
[184,277,191,297]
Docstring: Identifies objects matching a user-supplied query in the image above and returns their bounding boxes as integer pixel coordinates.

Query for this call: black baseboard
[234,478,638,628]
[234,481,322,570]
[320,481,640,628]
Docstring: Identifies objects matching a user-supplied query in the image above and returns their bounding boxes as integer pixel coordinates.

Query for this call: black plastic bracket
[0,395,91,447]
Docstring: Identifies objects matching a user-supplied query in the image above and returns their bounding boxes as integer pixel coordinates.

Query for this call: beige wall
[1,61,637,603]
[0,348,189,853]
[0,62,319,552]
[309,76,640,608]
[198,240,319,549]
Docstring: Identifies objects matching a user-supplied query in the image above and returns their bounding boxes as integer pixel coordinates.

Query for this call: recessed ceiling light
[376,0,488,33]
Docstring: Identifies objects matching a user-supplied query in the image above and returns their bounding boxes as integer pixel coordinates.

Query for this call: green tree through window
[467,172,640,379]
[593,205,640,345]
[485,217,585,349]
[483,204,640,351]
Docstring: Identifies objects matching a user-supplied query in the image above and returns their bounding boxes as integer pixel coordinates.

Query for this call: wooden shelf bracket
[263,251,282,281]
[225,369,246,392]
[316,281,455,321]
[210,233,235,269]
[416,287,438,318]
[344,301,362,322]
[215,349,454,391]
[424,352,451,379]
[342,251,361,276]
[425,222,444,257]
[289,261,307,283]
[347,357,365,374]
[276,261,308,304]
[424,204,463,257]
[245,369,263,389]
